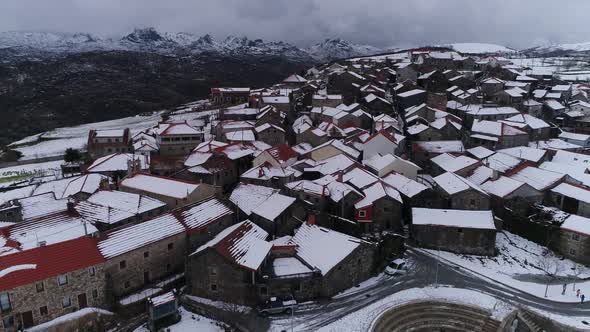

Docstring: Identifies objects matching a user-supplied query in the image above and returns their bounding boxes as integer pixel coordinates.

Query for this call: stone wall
[412,224,496,255]
[1,264,107,330]
[104,232,186,299]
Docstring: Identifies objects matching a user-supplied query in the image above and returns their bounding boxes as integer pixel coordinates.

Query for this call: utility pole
[435,245,440,288]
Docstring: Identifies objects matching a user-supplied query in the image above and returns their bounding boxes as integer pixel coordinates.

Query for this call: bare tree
[536,252,562,298]
[572,263,586,292]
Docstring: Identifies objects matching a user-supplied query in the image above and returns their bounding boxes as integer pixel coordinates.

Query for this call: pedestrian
[577,289,581,298]
[582,294,585,304]
[563,283,567,295]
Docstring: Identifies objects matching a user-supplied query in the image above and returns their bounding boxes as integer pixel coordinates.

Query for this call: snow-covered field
[10,112,164,160]
[423,231,590,303]
[0,160,64,186]
[134,306,228,332]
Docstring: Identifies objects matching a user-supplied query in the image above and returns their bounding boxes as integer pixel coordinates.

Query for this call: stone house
[327,71,367,103]
[119,173,215,209]
[154,122,204,156]
[87,129,132,160]
[558,215,590,265]
[433,172,491,210]
[312,94,343,108]
[411,208,497,256]
[362,130,402,161]
[362,94,392,115]
[186,220,273,305]
[0,237,107,331]
[480,77,505,99]
[97,213,187,299]
[396,89,427,110]
[240,163,301,189]
[253,144,299,168]
[260,96,291,113]
[254,123,286,146]
[85,153,150,179]
[395,63,419,83]
[210,87,250,105]
[304,139,361,162]
[354,182,404,233]
[417,70,448,92]
[550,182,590,217]
[174,152,238,193]
[175,197,235,252]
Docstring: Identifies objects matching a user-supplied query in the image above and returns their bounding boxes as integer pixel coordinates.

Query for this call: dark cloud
[0,0,588,48]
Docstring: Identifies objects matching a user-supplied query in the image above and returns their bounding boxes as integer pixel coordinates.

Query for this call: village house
[0,237,107,330]
[85,153,150,179]
[240,163,301,188]
[354,181,404,233]
[469,120,529,149]
[74,190,167,231]
[210,87,250,105]
[396,89,427,110]
[154,122,204,156]
[87,129,133,160]
[411,208,497,256]
[363,130,403,161]
[253,144,299,168]
[176,197,235,251]
[119,173,215,209]
[480,176,544,217]
[430,153,480,177]
[558,214,590,265]
[480,77,505,99]
[499,114,551,141]
[550,182,590,217]
[260,96,291,113]
[97,213,187,299]
[433,172,490,210]
[254,123,286,146]
[558,131,590,148]
[312,94,343,108]
[411,140,465,171]
[304,139,361,162]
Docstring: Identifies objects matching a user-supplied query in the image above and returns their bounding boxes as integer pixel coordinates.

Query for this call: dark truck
[257,295,298,316]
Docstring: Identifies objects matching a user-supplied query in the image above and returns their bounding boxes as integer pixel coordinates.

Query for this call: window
[88,267,96,276]
[119,260,127,269]
[62,297,71,308]
[124,281,130,289]
[210,283,218,292]
[469,199,476,207]
[458,228,463,233]
[92,289,98,299]
[2,316,14,329]
[167,264,171,272]
[36,282,44,292]
[0,293,11,312]
[570,248,577,256]
[57,274,68,286]
[39,306,48,316]
[259,286,268,296]
[294,283,302,292]
[144,251,149,258]
[168,243,174,250]
[572,233,581,241]
[209,267,218,276]
[358,210,367,218]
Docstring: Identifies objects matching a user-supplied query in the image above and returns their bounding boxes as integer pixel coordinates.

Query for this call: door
[78,293,88,309]
[562,197,579,214]
[22,311,34,328]
[144,271,150,284]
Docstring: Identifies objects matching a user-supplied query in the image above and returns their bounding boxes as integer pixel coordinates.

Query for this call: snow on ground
[271,286,515,332]
[11,112,164,160]
[28,307,113,332]
[422,231,590,303]
[447,43,516,54]
[119,288,163,306]
[134,306,228,332]
[185,294,251,314]
[0,160,64,184]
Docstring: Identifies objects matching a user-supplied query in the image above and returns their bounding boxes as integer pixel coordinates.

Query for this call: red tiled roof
[267,144,299,162]
[0,237,105,292]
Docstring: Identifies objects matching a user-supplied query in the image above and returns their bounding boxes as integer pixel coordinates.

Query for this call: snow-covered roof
[414,140,464,154]
[283,74,307,83]
[304,154,357,175]
[241,164,300,181]
[510,166,564,191]
[273,257,313,277]
[529,139,581,151]
[157,122,202,136]
[94,129,126,138]
[544,99,565,111]
[179,198,233,232]
[262,96,290,104]
[412,208,496,230]
[229,183,278,216]
[467,146,495,160]
[98,213,185,259]
[18,193,68,220]
[193,220,271,271]
[561,215,590,236]
[382,173,428,198]
[471,120,526,137]
[433,172,487,196]
[184,152,213,167]
[484,153,522,173]
[466,165,494,185]
[307,139,361,159]
[431,153,479,173]
[355,182,402,209]
[225,130,255,142]
[397,89,426,98]
[559,131,590,142]
[76,190,166,225]
[481,176,528,198]
[551,183,590,204]
[502,114,549,130]
[120,173,201,199]
[497,147,546,163]
[290,223,362,275]
[251,193,296,221]
[86,153,149,173]
[552,150,590,167]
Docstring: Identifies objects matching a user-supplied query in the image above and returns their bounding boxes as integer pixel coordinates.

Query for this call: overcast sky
[1,0,588,49]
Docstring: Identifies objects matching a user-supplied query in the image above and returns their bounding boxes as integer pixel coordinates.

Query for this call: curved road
[268,248,590,331]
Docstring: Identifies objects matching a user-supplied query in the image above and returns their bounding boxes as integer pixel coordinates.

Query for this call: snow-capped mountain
[0,28,382,61]
[444,43,516,54]
[527,42,590,54]
[305,38,382,61]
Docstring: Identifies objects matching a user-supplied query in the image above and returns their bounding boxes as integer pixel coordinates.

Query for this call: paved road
[268,248,590,331]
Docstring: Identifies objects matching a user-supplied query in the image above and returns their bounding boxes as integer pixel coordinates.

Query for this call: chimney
[258,167,264,178]
[66,199,76,213]
[307,213,316,225]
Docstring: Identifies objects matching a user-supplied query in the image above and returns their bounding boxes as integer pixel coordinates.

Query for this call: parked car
[257,295,298,316]
[385,258,408,276]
